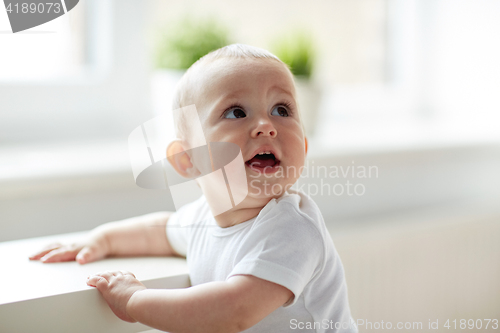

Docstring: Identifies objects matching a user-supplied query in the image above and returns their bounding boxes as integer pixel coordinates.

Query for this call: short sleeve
[165,195,207,257]
[166,210,189,257]
[227,200,325,307]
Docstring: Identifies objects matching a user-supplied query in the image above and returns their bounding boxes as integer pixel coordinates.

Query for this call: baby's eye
[271,105,289,117]
[224,108,246,119]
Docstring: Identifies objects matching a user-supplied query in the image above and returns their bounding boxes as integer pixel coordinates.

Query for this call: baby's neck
[212,196,274,228]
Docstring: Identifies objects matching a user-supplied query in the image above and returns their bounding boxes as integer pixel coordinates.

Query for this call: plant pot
[294,76,322,137]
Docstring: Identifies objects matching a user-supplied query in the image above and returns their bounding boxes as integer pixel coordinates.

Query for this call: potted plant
[272,31,320,137]
[151,17,230,114]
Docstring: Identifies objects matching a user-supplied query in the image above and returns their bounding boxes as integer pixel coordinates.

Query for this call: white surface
[0,231,189,333]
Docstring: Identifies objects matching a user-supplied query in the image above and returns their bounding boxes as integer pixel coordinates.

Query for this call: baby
[30,44,357,332]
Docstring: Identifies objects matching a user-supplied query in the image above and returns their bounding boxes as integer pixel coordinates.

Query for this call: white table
[0,231,189,333]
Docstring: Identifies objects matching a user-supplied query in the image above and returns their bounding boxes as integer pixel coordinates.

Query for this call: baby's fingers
[40,247,79,263]
[86,272,113,292]
[76,246,105,265]
[28,242,62,260]
[86,275,109,289]
[120,271,136,278]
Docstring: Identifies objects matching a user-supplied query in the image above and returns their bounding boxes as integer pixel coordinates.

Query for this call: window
[0,1,86,81]
[0,0,151,145]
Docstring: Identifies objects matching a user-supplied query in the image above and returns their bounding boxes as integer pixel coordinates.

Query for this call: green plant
[272,31,315,78]
[154,17,230,70]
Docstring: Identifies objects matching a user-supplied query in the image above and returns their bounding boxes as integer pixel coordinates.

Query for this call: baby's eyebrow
[210,92,244,110]
[266,85,295,98]
[220,89,247,100]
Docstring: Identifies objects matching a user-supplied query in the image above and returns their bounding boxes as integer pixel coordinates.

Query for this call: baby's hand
[87,271,146,323]
[29,231,109,264]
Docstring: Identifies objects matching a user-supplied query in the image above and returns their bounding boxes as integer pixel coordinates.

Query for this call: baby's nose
[251,120,277,138]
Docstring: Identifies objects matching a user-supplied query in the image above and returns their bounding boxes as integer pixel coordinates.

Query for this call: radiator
[330,204,500,332]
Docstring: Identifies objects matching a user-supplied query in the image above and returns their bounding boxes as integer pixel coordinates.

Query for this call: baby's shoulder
[254,189,328,241]
[266,189,324,225]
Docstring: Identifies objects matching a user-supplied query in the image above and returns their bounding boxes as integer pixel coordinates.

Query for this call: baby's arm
[95,212,177,258]
[30,212,179,264]
[87,271,292,333]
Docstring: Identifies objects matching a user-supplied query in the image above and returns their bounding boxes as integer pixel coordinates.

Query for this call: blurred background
[1,0,499,331]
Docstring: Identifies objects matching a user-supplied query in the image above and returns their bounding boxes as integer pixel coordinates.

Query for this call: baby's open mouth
[245,152,280,170]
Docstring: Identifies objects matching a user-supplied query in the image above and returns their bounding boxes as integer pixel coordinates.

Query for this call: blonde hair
[172,43,291,110]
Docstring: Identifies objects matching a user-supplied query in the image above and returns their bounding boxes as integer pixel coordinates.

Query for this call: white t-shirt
[166,189,357,333]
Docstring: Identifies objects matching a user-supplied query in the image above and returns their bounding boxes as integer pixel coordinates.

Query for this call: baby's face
[192,57,306,199]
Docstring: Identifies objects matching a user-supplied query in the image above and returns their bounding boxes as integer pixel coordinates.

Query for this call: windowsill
[1,119,498,200]
[310,117,500,157]
[0,67,110,86]
[0,231,189,332]
[0,139,132,200]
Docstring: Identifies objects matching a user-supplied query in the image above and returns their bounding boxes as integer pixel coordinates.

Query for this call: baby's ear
[166,140,198,178]
[304,137,308,154]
